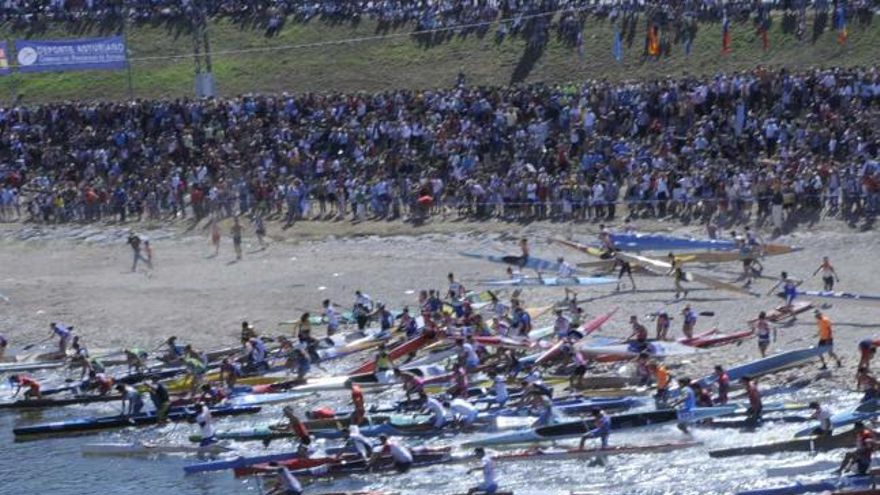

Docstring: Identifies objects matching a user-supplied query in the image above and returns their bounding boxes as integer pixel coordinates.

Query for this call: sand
[0,217,878,392]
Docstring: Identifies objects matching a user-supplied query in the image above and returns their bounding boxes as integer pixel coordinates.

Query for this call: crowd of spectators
[0,1,876,39]
[1,65,879,234]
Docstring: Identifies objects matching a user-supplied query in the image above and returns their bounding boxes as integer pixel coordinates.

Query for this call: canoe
[13,405,261,438]
[226,390,315,407]
[766,460,842,477]
[275,448,452,479]
[578,340,701,361]
[459,252,568,272]
[486,441,701,463]
[736,474,874,495]
[795,290,880,306]
[793,409,880,438]
[685,329,754,348]
[479,276,617,287]
[0,394,121,410]
[464,406,737,447]
[82,442,232,456]
[0,360,67,373]
[198,414,434,443]
[709,428,857,458]
[697,346,829,389]
[615,251,755,296]
[184,451,329,475]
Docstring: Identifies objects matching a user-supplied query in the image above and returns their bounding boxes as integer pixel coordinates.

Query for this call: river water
[0,383,861,495]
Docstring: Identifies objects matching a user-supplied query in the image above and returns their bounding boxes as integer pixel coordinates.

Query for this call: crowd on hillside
[0,0,876,36]
[0,65,879,231]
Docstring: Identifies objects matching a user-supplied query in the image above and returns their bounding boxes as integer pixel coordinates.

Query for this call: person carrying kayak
[666,253,689,299]
[837,421,878,475]
[812,256,840,291]
[626,315,649,352]
[372,434,413,473]
[713,365,730,405]
[579,408,611,449]
[752,311,777,358]
[448,397,479,429]
[858,339,880,371]
[486,371,508,408]
[420,392,447,429]
[556,257,575,279]
[349,384,366,425]
[815,310,843,369]
[163,336,186,364]
[9,374,41,399]
[195,402,217,447]
[337,425,373,461]
[146,378,171,422]
[467,447,498,495]
[116,383,144,416]
[857,367,880,403]
[123,348,147,373]
[281,340,310,381]
[86,370,114,396]
[371,345,395,382]
[767,271,802,309]
[741,376,763,424]
[183,355,208,397]
[219,357,243,388]
[198,383,227,406]
[457,336,480,371]
[675,377,697,432]
[49,322,74,355]
[613,254,636,292]
[808,401,834,437]
[394,368,425,404]
[244,337,269,374]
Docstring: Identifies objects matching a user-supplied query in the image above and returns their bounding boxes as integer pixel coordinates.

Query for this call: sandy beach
[1,217,878,393]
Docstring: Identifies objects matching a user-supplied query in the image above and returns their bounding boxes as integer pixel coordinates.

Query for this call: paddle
[22,336,53,351]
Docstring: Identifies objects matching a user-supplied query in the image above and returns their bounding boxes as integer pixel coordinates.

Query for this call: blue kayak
[459,252,567,272]
[610,233,740,252]
[698,346,829,388]
[185,451,303,475]
[736,474,874,495]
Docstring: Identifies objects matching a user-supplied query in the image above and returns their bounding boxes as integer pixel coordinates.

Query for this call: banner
[15,36,126,73]
[0,41,10,75]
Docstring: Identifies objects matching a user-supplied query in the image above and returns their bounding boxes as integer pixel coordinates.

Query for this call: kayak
[766,460,842,477]
[578,340,701,361]
[82,442,232,456]
[459,252,569,272]
[751,300,814,323]
[226,390,316,407]
[198,413,435,443]
[184,451,329,475]
[13,405,261,438]
[0,360,67,373]
[697,346,829,389]
[709,429,857,457]
[479,276,617,287]
[795,290,880,306]
[684,329,754,348]
[736,474,874,495]
[492,396,648,418]
[0,393,122,410]
[793,409,880,438]
[349,333,438,375]
[464,406,737,447]
[485,441,701,463]
[272,448,452,479]
[534,309,618,366]
[607,233,799,255]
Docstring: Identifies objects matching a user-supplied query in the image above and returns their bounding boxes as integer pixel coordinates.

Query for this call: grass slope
[1,15,877,103]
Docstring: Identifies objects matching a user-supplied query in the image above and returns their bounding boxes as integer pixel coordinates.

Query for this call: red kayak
[348,333,438,375]
[685,329,754,348]
[234,456,337,478]
[748,300,813,323]
[534,308,618,366]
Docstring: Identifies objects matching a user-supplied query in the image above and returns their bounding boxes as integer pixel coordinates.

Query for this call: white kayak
[480,276,618,287]
[81,442,232,456]
[578,340,701,358]
[227,390,316,407]
[765,460,840,477]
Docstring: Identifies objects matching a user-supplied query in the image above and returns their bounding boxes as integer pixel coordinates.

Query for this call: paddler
[766,271,801,309]
[467,447,499,495]
[812,256,840,291]
[374,303,394,339]
[553,309,571,339]
[675,377,697,432]
[394,368,425,403]
[123,348,148,373]
[183,354,209,397]
[448,397,479,429]
[447,272,466,300]
[753,311,776,358]
[240,321,258,343]
[613,254,636,292]
[651,360,671,407]
[199,383,227,406]
[86,370,114,396]
[509,301,532,337]
[146,378,171,422]
[372,435,413,473]
[266,464,303,495]
[808,401,834,437]
[349,384,366,425]
[814,310,843,369]
[556,257,575,279]
[681,305,697,340]
[487,370,508,408]
[741,376,762,424]
[693,383,713,407]
[49,322,74,355]
[244,337,269,373]
[116,383,144,416]
[338,425,373,461]
[655,312,670,341]
[9,374,41,399]
[837,421,878,475]
[713,365,730,405]
[219,357,243,388]
[420,392,448,429]
[457,336,480,371]
[371,344,395,382]
[78,355,107,381]
[282,341,310,381]
[598,224,616,257]
[857,367,880,403]
[280,406,312,446]
[447,365,470,399]
[322,298,340,336]
[195,402,217,446]
[626,315,649,352]
[163,336,186,364]
[666,254,689,299]
[578,408,611,449]
[858,339,880,371]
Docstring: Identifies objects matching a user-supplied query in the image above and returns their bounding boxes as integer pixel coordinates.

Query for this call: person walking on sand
[127,231,152,272]
[254,215,267,248]
[812,256,840,292]
[210,219,221,257]
[752,311,776,358]
[815,310,843,370]
[231,217,243,260]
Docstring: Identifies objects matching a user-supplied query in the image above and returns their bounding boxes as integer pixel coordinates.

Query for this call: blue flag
[613,27,623,62]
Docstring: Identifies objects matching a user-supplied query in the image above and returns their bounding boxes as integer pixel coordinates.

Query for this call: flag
[835,5,848,45]
[613,26,623,62]
[647,23,660,56]
[721,15,731,54]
